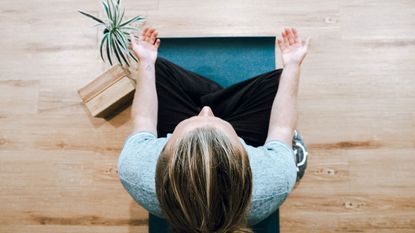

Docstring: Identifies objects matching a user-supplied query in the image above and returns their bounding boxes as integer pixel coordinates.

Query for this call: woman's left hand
[277,27,310,67]
[130,26,161,64]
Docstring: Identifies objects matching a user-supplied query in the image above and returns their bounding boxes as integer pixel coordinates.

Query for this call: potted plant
[77,0,144,117]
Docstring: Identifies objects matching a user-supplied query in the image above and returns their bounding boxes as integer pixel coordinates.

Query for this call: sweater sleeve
[117,131,166,218]
[245,139,297,225]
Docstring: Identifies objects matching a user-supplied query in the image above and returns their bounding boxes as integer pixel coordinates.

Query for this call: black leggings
[155,56,282,148]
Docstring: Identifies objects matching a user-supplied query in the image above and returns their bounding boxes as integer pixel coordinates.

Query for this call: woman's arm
[266,63,300,147]
[129,27,161,136]
[266,27,310,147]
[130,60,158,136]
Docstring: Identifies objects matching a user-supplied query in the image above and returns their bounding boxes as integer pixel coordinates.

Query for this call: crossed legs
[155,56,282,147]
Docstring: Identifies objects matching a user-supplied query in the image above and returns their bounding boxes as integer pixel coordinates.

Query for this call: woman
[118,26,310,233]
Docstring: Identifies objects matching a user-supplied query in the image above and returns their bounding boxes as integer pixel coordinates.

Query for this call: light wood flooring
[0,0,414,232]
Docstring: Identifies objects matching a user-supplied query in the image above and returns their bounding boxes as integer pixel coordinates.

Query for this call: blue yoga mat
[151,36,280,233]
[158,36,276,87]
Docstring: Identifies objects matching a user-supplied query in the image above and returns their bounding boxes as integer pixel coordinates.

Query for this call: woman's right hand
[276,27,310,66]
[130,26,161,64]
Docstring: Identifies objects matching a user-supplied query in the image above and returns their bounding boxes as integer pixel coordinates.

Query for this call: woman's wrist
[129,59,155,84]
[278,58,302,69]
[284,61,301,68]
[138,60,155,72]
[129,59,154,75]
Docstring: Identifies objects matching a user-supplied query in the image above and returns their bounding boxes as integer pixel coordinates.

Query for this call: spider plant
[79,0,144,66]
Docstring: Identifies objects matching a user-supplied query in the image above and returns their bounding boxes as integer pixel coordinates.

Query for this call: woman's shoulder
[118,131,169,182]
[239,137,297,224]
[241,138,296,196]
[117,131,168,217]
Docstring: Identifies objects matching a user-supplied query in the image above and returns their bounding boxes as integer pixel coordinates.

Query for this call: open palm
[276,27,310,66]
[130,26,161,64]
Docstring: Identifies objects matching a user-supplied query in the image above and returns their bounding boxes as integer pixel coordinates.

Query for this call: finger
[150,31,158,44]
[144,27,152,36]
[284,28,290,42]
[282,30,289,48]
[141,27,149,37]
[287,28,295,45]
[139,27,148,41]
[277,38,285,50]
[145,28,154,43]
[292,28,299,43]
[143,28,150,43]
[148,28,156,43]
[154,38,161,49]
[142,27,149,42]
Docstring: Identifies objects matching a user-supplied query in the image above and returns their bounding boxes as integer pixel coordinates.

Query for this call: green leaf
[79,10,104,24]
[100,0,111,19]
[119,26,139,31]
[100,34,109,62]
[119,16,143,27]
[111,36,127,65]
[113,31,125,49]
[83,0,143,65]
[106,34,113,65]
[116,8,125,27]
[109,0,117,28]
[114,30,128,48]
[115,0,120,12]
[113,31,130,65]
[122,32,139,52]
[106,0,112,20]
[114,37,130,66]
[129,51,138,62]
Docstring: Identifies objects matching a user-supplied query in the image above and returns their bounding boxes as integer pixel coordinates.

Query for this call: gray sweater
[118,131,297,225]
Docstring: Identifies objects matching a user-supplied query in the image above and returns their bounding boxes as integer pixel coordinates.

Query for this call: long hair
[155,127,253,233]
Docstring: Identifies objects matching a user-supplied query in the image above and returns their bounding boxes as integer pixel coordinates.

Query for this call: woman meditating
[118,26,310,233]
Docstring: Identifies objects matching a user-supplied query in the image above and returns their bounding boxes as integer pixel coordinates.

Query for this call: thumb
[154,38,161,49]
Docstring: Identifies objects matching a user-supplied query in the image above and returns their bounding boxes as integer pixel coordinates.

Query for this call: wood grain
[78,65,130,103]
[0,0,414,232]
[84,76,135,117]
[78,64,135,118]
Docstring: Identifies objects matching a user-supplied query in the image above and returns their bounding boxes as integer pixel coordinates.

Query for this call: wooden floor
[1,0,414,232]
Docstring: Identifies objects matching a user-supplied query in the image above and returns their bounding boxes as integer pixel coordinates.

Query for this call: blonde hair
[155,127,253,233]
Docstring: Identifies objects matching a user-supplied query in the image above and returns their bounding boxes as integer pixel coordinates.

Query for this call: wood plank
[0,0,414,232]
[149,0,340,37]
[340,0,415,40]
[0,80,40,115]
[78,65,130,103]
[0,111,133,152]
[84,76,135,117]
[282,148,415,232]
[0,226,147,233]
[0,150,147,226]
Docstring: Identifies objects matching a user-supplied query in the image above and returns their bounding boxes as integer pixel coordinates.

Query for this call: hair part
[156,127,253,233]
